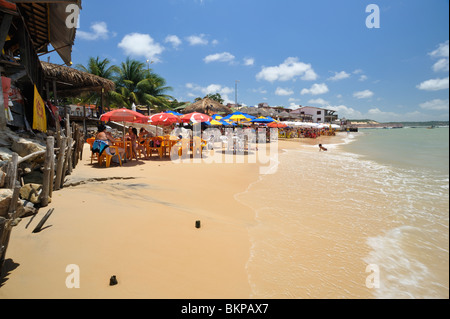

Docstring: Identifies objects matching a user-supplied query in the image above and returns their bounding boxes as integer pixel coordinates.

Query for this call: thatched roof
[239,107,259,116]
[182,98,231,115]
[278,111,292,119]
[14,2,82,65]
[41,61,115,97]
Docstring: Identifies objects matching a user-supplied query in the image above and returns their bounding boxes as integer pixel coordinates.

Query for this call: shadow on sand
[0,259,20,288]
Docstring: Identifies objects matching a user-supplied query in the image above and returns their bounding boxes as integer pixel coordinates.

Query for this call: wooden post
[54,137,67,191]
[72,124,79,169]
[79,130,84,161]
[40,136,54,207]
[52,80,58,110]
[83,105,87,137]
[61,135,72,187]
[0,217,7,268]
[5,153,18,189]
[0,67,7,131]
[8,187,21,218]
[49,148,55,199]
[0,186,20,271]
[32,208,54,234]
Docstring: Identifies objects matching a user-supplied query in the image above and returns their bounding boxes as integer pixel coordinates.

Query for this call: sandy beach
[1,141,265,299]
[0,133,363,299]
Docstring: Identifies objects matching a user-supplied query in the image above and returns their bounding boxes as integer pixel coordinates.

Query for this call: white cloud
[275,87,294,96]
[353,90,374,99]
[328,71,350,81]
[244,58,255,66]
[429,41,449,72]
[327,105,363,119]
[419,99,449,111]
[417,77,449,91]
[118,33,164,62]
[430,41,449,58]
[308,98,329,106]
[359,75,368,82]
[353,69,363,74]
[204,52,235,64]
[251,87,267,94]
[77,22,110,41]
[185,83,234,104]
[186,34,208,46]
[433,59,449,73]
[329,104,446,122]
[256,57,318,82]
[300,83,329,95]
[165,35,182,48]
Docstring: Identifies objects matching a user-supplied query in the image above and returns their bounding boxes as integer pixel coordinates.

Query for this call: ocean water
[236,127,449,299]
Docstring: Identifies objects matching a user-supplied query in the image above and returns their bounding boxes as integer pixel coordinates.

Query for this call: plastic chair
[86,137,97,164]
[98,145,122,168]
[147,137,163,159]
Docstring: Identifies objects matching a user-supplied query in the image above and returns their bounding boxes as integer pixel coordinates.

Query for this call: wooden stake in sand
[32,208,55,233]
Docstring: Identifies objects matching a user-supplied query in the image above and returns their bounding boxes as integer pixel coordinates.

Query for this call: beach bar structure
[1,0,82,130]
[1,1,116,131]
[0,0,95,272]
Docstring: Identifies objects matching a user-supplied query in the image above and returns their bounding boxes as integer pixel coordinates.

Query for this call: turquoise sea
[237,126,449,299]
[342,126,449,298]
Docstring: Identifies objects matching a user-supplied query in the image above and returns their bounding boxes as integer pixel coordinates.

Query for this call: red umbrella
[149,112,181,126]
[268,122,288,128]
[99,108,149,163]
[100,108,148,124]
[181,112,211,123]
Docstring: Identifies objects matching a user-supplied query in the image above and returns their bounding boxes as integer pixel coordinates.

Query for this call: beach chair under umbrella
[100,108,149,162]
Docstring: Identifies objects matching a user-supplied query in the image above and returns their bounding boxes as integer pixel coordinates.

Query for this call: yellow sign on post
[33,85,47,133]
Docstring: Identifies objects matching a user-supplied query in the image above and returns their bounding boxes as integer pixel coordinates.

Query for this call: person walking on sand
[319,144,327,152]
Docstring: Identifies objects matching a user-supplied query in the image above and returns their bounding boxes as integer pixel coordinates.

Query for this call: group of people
[94,124,156,161]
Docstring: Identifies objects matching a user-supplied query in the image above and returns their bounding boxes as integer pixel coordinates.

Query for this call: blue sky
[48,0,449,122]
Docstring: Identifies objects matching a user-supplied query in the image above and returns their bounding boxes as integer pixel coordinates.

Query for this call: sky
[48,0,449,122]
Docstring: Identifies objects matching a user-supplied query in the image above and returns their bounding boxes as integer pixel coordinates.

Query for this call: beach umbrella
[268,122,288,128]
[181,112,212,124]
[165,110,183,116]
[223,112,255,124]
[100,108,149,162]
[100,108,148,124]
[205,119,224,126]
[252,116,275,124]
[149,112,181,126]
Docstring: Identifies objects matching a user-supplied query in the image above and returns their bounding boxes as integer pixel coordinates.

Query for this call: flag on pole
[33,85,47,133]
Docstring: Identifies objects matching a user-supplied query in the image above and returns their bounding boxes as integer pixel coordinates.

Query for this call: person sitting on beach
[319,144,328,152]
[126,126,139,160]
[94,124,125,159]
[138,128,149,157]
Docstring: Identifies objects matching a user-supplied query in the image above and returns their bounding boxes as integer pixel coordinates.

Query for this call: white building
[290,106,338,123]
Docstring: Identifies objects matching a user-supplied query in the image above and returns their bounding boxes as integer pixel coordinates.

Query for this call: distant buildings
[226,101,340,123]
[290,106,338,123]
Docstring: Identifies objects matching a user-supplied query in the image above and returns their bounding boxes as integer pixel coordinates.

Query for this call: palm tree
[111,57,174,114]
[76,56,118,79]
[75,57,118,112]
